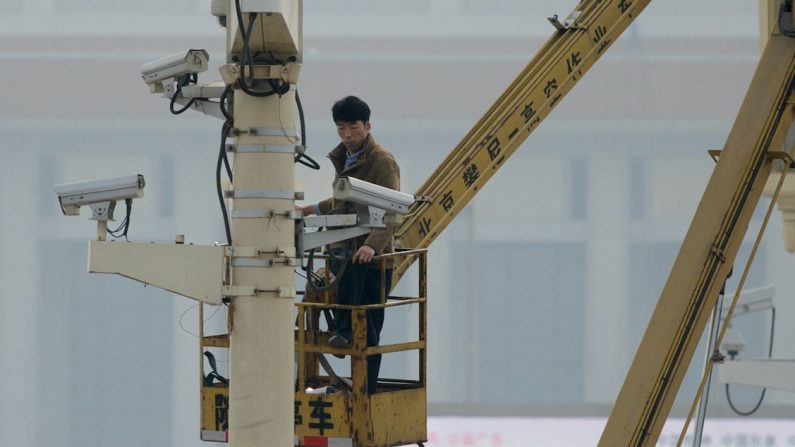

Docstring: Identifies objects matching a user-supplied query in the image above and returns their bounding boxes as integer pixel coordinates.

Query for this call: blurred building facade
[2,1,793,447]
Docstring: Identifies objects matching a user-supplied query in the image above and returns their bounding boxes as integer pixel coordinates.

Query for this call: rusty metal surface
[293,251,429,446]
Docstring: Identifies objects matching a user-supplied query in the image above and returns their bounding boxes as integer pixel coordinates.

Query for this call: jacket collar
[328,134,377,174]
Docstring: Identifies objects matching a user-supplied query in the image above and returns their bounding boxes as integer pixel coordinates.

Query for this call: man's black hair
[332,96,371,124]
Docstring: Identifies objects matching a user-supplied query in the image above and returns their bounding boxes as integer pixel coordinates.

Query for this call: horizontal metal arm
[88,240,226,304]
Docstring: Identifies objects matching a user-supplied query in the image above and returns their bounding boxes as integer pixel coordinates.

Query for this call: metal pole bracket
[223,285,256,297]
[225,189,304,200]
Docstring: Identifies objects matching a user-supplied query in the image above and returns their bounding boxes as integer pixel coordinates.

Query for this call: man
[298,95,401,394]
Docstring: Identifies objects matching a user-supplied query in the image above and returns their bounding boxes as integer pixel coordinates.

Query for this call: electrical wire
[178,304,200,337]
[170,73,198,115]
[234,6,274,97]
[234,0,247,57]
[178,302,225,338]
[222,131,233,182]
[233,0,291,97]
[305,251,345,292]
[242,19,292,95]
[725,307,776,416]
[242,13,257,88]
[220,83,233,122]
[295,90,320,170]
[217,84,234,180]
[780,1,795,38]
[107,199,132,241]
[301,295,351,390]
[305,245,352,292]
[203,351,229,385]
[276,95,301,145]
[176,304,228,385]
[241,14,281,90]
[238,77,288,98]
[223,149,233,181]
[296,89,307,145]
[107,216,128,237]
[217,120,233,245]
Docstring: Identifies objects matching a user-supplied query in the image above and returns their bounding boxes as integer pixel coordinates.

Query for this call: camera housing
[141,50,209,93]
[333,177,415,215]
[54,174,145,220]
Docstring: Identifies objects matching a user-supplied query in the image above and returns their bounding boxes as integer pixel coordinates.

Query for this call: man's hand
[295,204,315,216]
[352,245,376,264]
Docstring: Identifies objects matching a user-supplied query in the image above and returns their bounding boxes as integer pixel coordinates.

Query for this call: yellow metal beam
[599,33,795,447]
[393,0,653,283]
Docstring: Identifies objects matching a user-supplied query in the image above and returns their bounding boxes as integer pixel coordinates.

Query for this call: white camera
[333,177,415,215]
[141,49,209,89]
[54,174,145,220]
[720,324,747,358]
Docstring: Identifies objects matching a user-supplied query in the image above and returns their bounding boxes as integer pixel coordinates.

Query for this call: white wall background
[1,1,793,447]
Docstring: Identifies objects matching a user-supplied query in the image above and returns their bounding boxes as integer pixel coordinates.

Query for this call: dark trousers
[333,261,392,394]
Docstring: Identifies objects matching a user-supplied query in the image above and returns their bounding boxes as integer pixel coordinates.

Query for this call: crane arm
[599,32,795,447]
[392,0,652,281]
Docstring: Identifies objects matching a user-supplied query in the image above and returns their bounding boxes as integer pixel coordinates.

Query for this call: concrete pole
[228,90,297,446]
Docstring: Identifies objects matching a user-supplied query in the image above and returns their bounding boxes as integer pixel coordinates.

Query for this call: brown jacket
[318,135,400,264]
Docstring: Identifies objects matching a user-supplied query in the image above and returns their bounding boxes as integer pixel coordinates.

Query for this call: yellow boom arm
[390,1,795,446]
[393,0,652,279]
[599,31,795,447]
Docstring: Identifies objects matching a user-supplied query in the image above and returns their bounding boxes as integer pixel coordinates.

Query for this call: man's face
[336,120,371,152]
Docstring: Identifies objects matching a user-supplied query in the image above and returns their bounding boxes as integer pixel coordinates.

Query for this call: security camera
[141,49,209,91]
[53,174,145,220]
[333,177,415,215]
[720,324,747,360]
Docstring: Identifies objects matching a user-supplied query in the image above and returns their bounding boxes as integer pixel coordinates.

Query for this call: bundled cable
[295,90,320,170]
[203,351,229,386]
[107,199,133,240]
[219,83,233,122]
[780,0,795,38]
[305,249,349,292]
[232,0,318,169]
[170,73,199,115]
[304,239,357,293]
[217,121,233,245]
[233,0,291,97]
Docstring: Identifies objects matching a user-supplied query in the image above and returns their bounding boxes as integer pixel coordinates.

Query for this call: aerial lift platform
[55,0,795,446]
[198,248,429,447]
